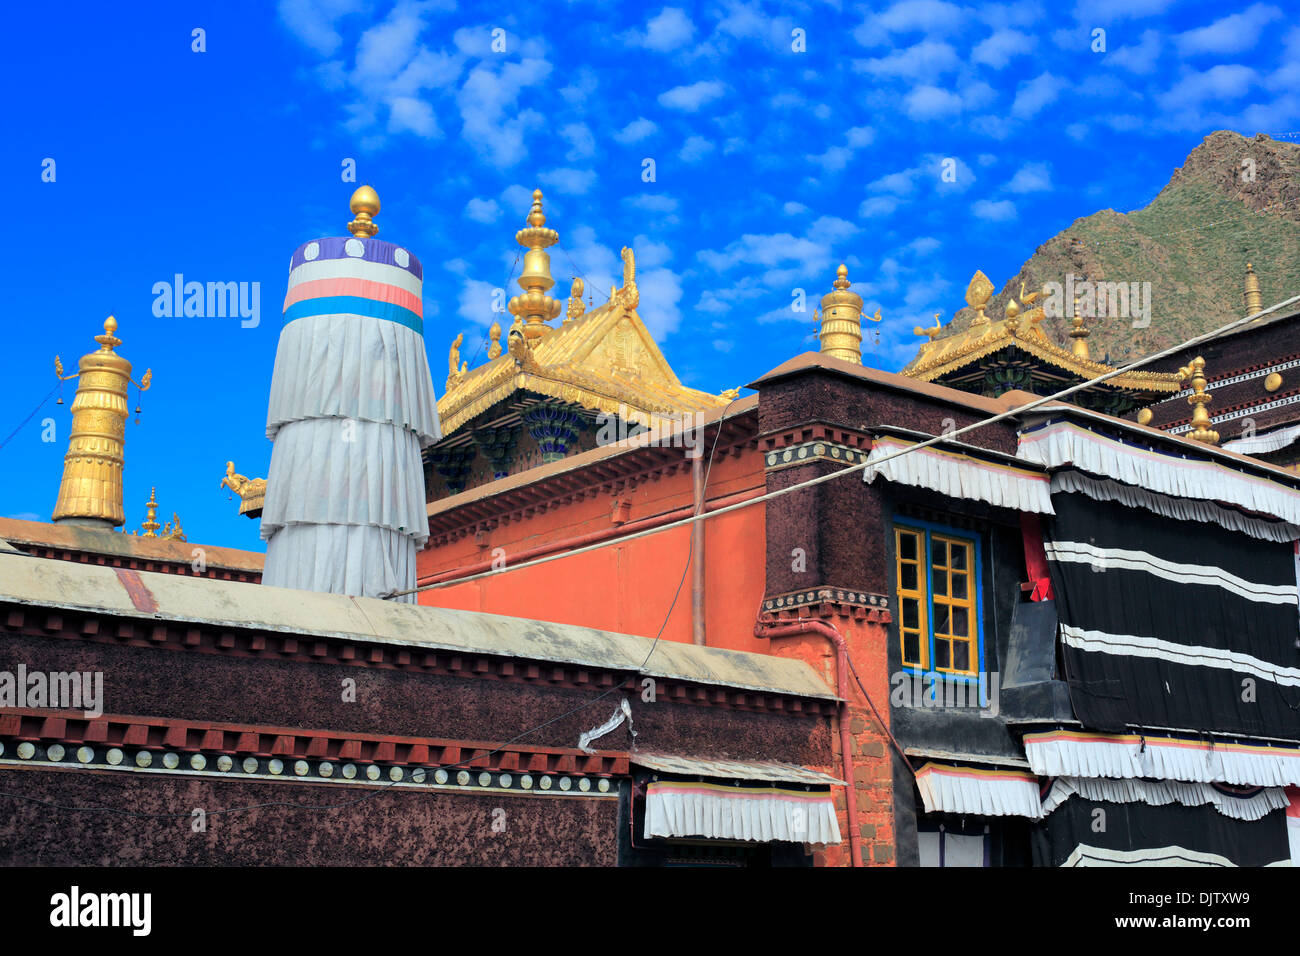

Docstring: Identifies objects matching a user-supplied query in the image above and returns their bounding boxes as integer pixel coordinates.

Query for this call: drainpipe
[417,488,762,589]
[754,616,864,868]
[691,453,706,645]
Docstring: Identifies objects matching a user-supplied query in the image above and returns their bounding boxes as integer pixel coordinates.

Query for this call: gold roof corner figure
[818,263,864,365]
[347,185,380,238]
[614,247,639,312]
[508,189,562,341]
[51,316,152,529]
[566,277,586,324]
[447,332,467,390]
[487,321,503,360]
[221,461,267,518]
[1179,355,1220,445]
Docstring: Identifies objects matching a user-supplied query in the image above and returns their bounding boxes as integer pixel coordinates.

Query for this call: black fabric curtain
[1032,794,1288,867]
[1045,488,1300,735]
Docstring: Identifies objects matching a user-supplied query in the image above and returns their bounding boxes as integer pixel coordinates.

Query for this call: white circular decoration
[394,248,410,268]
[344,238,365,257]
[304,241,321,261]
[190,754,207,771]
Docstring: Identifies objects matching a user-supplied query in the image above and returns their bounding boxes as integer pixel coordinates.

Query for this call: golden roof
[437,192,729,436]
[901,272,1182,394]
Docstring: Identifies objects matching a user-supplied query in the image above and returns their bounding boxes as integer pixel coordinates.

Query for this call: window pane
[953,641,971,673]
[934,605,950,635]
[899,532,917,560]
[950,543,968,570]
[932,568,948,596]
[952,606,969,637]
[901,564,917,591]
[903,632,920,665]
[934,640,951,669]
[933,540,948,567]
[902,598,919,629]
[952,574,967,600]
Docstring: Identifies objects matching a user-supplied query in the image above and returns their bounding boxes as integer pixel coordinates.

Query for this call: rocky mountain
[941,131,1300,364]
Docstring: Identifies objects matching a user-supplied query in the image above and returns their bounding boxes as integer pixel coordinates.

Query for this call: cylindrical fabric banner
[261,235,440,602]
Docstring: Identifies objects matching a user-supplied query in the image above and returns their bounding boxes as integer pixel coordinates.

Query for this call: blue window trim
[894,517,985,686]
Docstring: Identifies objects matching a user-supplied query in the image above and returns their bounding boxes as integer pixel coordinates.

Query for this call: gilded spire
[140,487,161,537]
[1178,355,1219,445]
[818,264,864,364]
[566,277,586,324]
[508,189,562,340]
[1244,262,1262,317]
[52,316,152,529]
[1069,295,1090,360]
[347,185,380,238]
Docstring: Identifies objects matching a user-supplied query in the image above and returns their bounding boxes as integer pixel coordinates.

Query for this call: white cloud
[387,96,439,137]
[1011,72,1064,118]
[560,122,596,160]
[972,198,1018,221]
[1158,65,1257,111]
[464,197,501,223]
[278,0,365,56]
[658,80,727,111]
[972,29,1031,69]
[1175,4,1281,56]
[1005,161,1051,193]
[613,117,658,144]
[783,201,809,215]
[679,135,715,162]
[855,41,959,79]
[626,8,696,51]
[905,85,964,120]
[455,58,552,167]
[539,168,597,195]
[855,0,967,44]
[455,277,504,329]
[1107,29,1161,74]
[906,236,942,255]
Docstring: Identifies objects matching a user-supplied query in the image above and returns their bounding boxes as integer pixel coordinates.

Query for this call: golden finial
[347,185,380,238]
[1005,297,1021,334]
[52,317,151,529]
[487,321,503,360]
[508,189,562,340]
[1244,262,1263,318]
[615,248,639,312]
[966,271,994,325]
[818,263,864,364]
[1177,356,1219,445]
[1137,408,1153,425]
[566,277,586,324]
[141,487,161,537]
[1069,296,1090,360]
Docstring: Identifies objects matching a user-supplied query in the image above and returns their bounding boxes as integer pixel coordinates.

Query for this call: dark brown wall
[0,769,616,866]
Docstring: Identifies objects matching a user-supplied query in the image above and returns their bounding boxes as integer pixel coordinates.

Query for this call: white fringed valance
[644,780,841,845]
[1051,470,1300,543]
[266,314,441,445]
[1041,775,1288,822]
[260,418,430,544]
[915,762,1043,818]
[1024,730,1300,788]
[1224,423,1300,456]
[260,523,419,603]
[1017,421,1300,526]
[863,436,1055,514]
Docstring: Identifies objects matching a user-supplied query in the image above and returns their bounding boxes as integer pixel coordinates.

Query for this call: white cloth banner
[915,763,1042,818]
[864,437,1055,514]
[1041,776,1288,822]
[1024,730,1300,788]
[1016,421,1300,526]
[644,780,841,846]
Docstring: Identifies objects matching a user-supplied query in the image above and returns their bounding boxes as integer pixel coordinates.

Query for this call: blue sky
[6,0,1297,552]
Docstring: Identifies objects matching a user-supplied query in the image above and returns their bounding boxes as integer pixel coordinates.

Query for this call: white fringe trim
[1052,470,1300,543]
[1224,423,1300,456]
[260,418,430,544]
[644,781,842,846]
[261,523,418,603]
[1024,731,1300,787]
[864,436,1054,514]
[1042,776,1288,822]
[915,763,1043,818]
[1017,421,1300,526]
[266,314,441,445]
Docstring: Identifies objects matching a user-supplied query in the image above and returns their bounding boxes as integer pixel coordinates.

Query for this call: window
[894,523,981,676]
